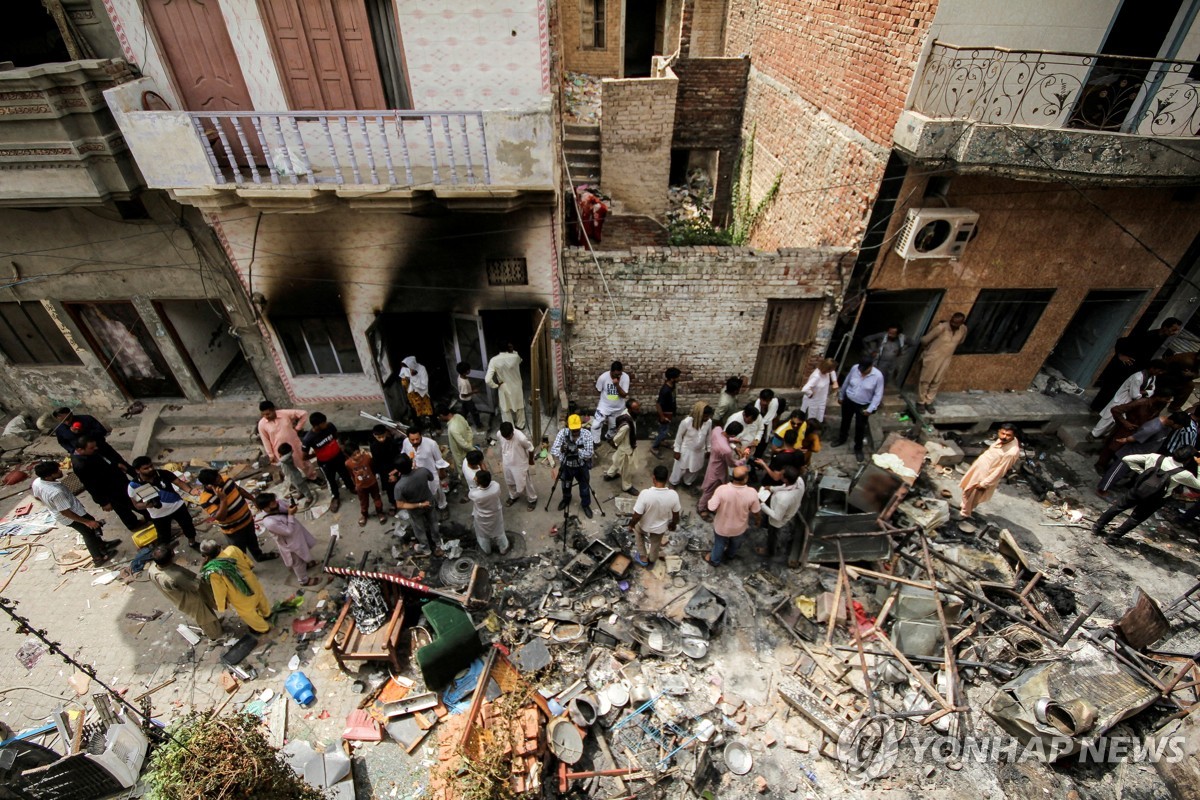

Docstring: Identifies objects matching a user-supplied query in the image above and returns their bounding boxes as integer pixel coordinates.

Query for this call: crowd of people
[25,313,1200,637]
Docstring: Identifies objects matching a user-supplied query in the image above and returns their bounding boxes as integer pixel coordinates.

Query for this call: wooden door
[144,0,255,113]
[260,0,387,110]
[753,300,822,388]
[67,302,185,399]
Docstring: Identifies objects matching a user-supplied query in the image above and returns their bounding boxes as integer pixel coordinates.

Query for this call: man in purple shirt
[832,357,885,463]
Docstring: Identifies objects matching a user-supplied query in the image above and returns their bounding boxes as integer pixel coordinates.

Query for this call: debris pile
[563,72,601,125]
[667,167,715,225]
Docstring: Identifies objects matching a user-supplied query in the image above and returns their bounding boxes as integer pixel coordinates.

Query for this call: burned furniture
[325,577,407,673]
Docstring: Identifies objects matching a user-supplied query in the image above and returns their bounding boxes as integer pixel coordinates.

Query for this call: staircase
[563,123,601,189]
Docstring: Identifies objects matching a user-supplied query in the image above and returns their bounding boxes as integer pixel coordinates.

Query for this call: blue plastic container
[285,671,315,707]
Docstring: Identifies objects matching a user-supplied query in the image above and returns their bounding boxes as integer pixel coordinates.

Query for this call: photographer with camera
[550,414,596,519]
[128,456,200,550]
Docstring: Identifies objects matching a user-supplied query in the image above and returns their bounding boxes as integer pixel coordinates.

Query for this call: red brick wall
[723,0,937,248]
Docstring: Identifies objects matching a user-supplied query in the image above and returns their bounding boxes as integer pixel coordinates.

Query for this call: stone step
[567,151,600,166]
[563,136,600,151]
[564,123,600,136]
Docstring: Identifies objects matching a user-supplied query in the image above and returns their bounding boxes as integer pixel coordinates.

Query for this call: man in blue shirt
[832,357,885,462]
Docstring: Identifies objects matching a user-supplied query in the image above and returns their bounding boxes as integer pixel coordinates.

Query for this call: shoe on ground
[926,404,937,413]
[631,551,649,567]
[557,498,568,511]
[505,497,518,507]
[830,438,846,448]
[854,449,865,463]
[625,487,638,496]
[527,501,538,511]
[187,540,201,551]
[581,505,594,519]
[603,473,618,482]
[93,555,111,568]
[329,497,341,513]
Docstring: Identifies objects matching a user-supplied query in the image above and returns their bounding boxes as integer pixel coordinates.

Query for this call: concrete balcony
[105,78,554,213]
[895,42,1200,184]
[0,59,141,206]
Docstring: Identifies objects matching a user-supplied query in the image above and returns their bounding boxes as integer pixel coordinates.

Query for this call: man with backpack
[1093,446,1200,540]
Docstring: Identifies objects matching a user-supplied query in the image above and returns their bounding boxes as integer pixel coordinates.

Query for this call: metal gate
[752,299,822,388]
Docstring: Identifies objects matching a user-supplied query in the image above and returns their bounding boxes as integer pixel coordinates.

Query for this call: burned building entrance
[841,290,944,385]
[1045,290,1146,388]
[367,309,546,428]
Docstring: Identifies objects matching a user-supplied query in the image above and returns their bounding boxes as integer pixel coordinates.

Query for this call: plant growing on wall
[668,126,782,246]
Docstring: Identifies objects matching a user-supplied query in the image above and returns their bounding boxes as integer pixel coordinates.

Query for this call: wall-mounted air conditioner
[893,208,979,260]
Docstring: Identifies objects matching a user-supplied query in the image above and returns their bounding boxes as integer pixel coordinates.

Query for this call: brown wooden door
[66,302,185,400]
[144,0,255,113]
[753,300,822,388]
[260,0,387,110]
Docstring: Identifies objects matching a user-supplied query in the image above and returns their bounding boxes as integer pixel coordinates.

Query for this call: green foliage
[145,711,324,800]
[666,127,781,247]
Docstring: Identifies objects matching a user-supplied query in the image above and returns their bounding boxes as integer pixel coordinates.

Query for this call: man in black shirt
[755,429,806,487]
[1092,318,1182,411]
[53,407,131,475]
[71,436,145,530]
[650,367,681,458]
[302,412,356,512]
[370,424,402,513]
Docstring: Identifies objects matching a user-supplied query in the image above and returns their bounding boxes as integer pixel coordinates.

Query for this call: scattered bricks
[220,672,239,694]
[785,736,811,753]
[816,591,849,624]
[755,775,769,793]
[924,438,965,466]
[762,732,776,747]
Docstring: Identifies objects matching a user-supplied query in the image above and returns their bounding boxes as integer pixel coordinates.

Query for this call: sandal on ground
[357,516,367,526]
[378,514,388,524]
[505,497,518,507]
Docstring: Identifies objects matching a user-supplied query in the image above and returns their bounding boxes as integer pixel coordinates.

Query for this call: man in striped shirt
[197,469,276,562]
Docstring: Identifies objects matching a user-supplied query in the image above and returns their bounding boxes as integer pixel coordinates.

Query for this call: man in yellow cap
[550,414,596,518]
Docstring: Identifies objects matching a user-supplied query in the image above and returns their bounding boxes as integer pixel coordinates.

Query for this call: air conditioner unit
[893,208,980,260]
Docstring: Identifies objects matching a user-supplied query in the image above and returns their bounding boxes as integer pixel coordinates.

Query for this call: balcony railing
[187,110,492,187]
[910,42,1200,138]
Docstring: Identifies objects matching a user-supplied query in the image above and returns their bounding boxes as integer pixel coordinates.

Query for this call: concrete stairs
[563,123,601,189]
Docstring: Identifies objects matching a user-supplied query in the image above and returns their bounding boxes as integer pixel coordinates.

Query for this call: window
[581,0,605,49]
[0,302,81,366]
[273,316,363,376]
[485,257,529,286]
[959,289,1055,355]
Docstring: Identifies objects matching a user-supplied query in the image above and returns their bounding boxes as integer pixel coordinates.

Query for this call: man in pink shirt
[258,401,317,480]
[704,465,761,566]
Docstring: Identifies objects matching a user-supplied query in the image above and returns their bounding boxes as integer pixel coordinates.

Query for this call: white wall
[159,300,241,389]
[927,0,1121,52]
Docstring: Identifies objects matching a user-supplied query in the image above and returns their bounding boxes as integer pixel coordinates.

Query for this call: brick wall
[723,0,937,249]
[563,246,851,402]
[671,56,749,224]
[868,171,1200,391]
[689,0,728,56]
[560,0,623,76]
[600,73,679,218]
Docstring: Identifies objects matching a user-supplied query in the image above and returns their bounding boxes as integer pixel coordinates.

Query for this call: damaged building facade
[100,0,562,423]
[0,0,563,423]
[559,0,1200,399]
[0,1,286,413]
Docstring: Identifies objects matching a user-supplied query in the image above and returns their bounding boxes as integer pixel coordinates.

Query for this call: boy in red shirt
[341,438,385,526]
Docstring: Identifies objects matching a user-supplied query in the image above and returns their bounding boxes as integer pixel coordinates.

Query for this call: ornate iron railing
[910,42,1200,137]
[186,110,491,187]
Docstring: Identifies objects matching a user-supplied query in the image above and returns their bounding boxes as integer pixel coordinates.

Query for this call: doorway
[155,300,262,399]
[753,299,823,388]
[1045,290,1147,387]
[623,0,658,77]
[845,290,945,386]
[66,302,184,400]
[1069,0,1187,131]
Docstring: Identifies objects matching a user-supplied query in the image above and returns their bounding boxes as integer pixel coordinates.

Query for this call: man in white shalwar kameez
[402,427,449,510]
[485,344,527,430]
[1091,361,1164,438]
[468,471,509,554]
[499,421,537,508]
[670,402,712,488]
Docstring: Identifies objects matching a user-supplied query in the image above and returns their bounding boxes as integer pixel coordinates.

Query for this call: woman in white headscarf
[399,356,432,421]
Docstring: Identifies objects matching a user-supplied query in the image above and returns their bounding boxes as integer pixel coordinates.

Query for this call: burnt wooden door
[66,302,184,400]
[260,0,387,110]
[144,0,255,113]
[753,299,822,388]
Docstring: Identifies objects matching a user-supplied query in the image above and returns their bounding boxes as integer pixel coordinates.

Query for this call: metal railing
[186,110,491,187]
[910,42,1200,137]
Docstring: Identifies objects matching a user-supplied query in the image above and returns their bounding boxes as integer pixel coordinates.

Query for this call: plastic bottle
[285,671,315,707]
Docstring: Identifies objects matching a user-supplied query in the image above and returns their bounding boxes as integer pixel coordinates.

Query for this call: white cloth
[399,356,429,397]
[594,370,631,415]
[1092,370,1155,438]
[632,486,681,534]
[402,436,449,508]
[485,352,525,422]
[672,417,705,484]
[32,477,86,526]
[800,368,836,422]
[1121,453,1200,495]
[462,457,480,488]
[725,410,763,449]
[457,375,473,402]
[500,429,537,501]
[468,480,508,552]
[762,479,806,528]
[753,398,780,440]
